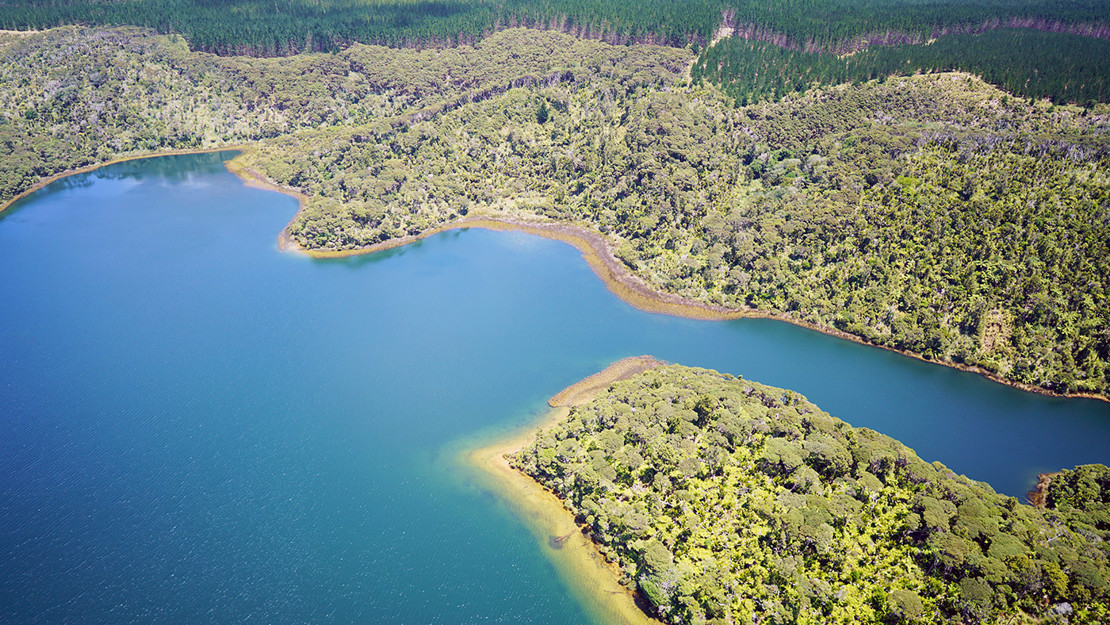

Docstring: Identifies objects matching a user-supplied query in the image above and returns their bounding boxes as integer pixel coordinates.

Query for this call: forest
[693,29,1110,106]
[513,364,1110,623]
[2,17,1110,625]
[2,27,1108,399]
[1,0,1108,55]
[236,55,1110,396]
[3,0,1109,109]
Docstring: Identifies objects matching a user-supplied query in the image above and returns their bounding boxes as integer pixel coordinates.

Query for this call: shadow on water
[1,171,97,218]
[1,150,243,221]
[313,229,472,269]
[97,150,241,182]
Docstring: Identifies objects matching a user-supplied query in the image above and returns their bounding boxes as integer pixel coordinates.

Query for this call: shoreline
[222,159,311,248]
[464,356,664,625]
[6,147,1106,405]
[260,184,1107,404]
[1025,471,1060,507]
[0,145,249,217]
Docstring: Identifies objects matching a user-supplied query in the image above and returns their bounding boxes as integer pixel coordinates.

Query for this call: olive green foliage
[3,27,1109,399]
[234,36,697,244]
[0,26,411,202]
[1,0,1107,56]
[1046,464,1110,550]
[238,62,1110,397]
[694,29,1110,106]
[511,365,1110,623]
[1,27,681,202]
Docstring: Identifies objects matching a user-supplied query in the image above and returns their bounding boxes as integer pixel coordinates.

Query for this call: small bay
[1,152,1107,624]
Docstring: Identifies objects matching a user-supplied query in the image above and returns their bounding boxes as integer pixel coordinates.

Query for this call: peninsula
[3,4,1110,624]
[509,361,1110,623]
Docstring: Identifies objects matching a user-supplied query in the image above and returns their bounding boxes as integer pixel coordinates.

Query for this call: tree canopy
[694,29,1110,107]
[0,0,1107,56]
[3,26,1107,398]
[513,364,1110,623]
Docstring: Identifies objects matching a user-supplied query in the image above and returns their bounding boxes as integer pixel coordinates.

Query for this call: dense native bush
[513,365,1110,623]
[0,27,686,200]
[4,27,1109,398]
[1045,464,1110,550]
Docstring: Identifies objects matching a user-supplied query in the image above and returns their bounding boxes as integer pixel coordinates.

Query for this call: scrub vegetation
[238,67,1110,398]
[3,10,1110,625]
[0,27,687,203]
[512,364,1110,623]
[1044,464,1110,550]
[2,26,1108,398]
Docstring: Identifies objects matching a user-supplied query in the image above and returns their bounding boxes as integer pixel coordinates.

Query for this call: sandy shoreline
[5,147,1106,404]
[464,356,664,625]
[268,200,1108,404]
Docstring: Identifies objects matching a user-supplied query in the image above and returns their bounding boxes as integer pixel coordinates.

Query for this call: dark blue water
[1,152,1107,625]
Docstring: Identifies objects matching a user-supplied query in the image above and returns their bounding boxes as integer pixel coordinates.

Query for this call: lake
[1,152,1107,624]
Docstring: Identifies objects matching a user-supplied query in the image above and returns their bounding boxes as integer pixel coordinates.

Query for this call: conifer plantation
[2,0,1108,54]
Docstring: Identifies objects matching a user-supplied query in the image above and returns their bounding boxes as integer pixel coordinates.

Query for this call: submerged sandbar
[466,356,664,625]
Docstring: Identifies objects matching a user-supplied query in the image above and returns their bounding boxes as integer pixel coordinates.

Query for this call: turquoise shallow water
[0,152,1107,624]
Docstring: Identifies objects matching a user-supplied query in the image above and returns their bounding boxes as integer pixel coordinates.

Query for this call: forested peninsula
[1,25,1108,399]
[511,363,1110,623]
[3,8,1110,624]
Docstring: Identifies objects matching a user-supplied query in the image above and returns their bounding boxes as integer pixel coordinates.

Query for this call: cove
[0,152,1107,625]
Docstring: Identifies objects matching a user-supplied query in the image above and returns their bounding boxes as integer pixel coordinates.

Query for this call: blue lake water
[1,152,1107,624]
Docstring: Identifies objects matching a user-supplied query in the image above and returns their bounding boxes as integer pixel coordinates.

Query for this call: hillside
[1,0,1107,55]
[237,65,1110,397]
[0,27,687,202]
[512,364,1110,623]
[2,27,1108,398]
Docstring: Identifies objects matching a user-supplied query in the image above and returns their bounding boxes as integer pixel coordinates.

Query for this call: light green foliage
[512,366,1110,623]
[236,39,699,247]
[3,26,1108,399]
[239,64,1110,397]
[1045,464,1110,555]
[1,26,687,202]
[0,26,402,200]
